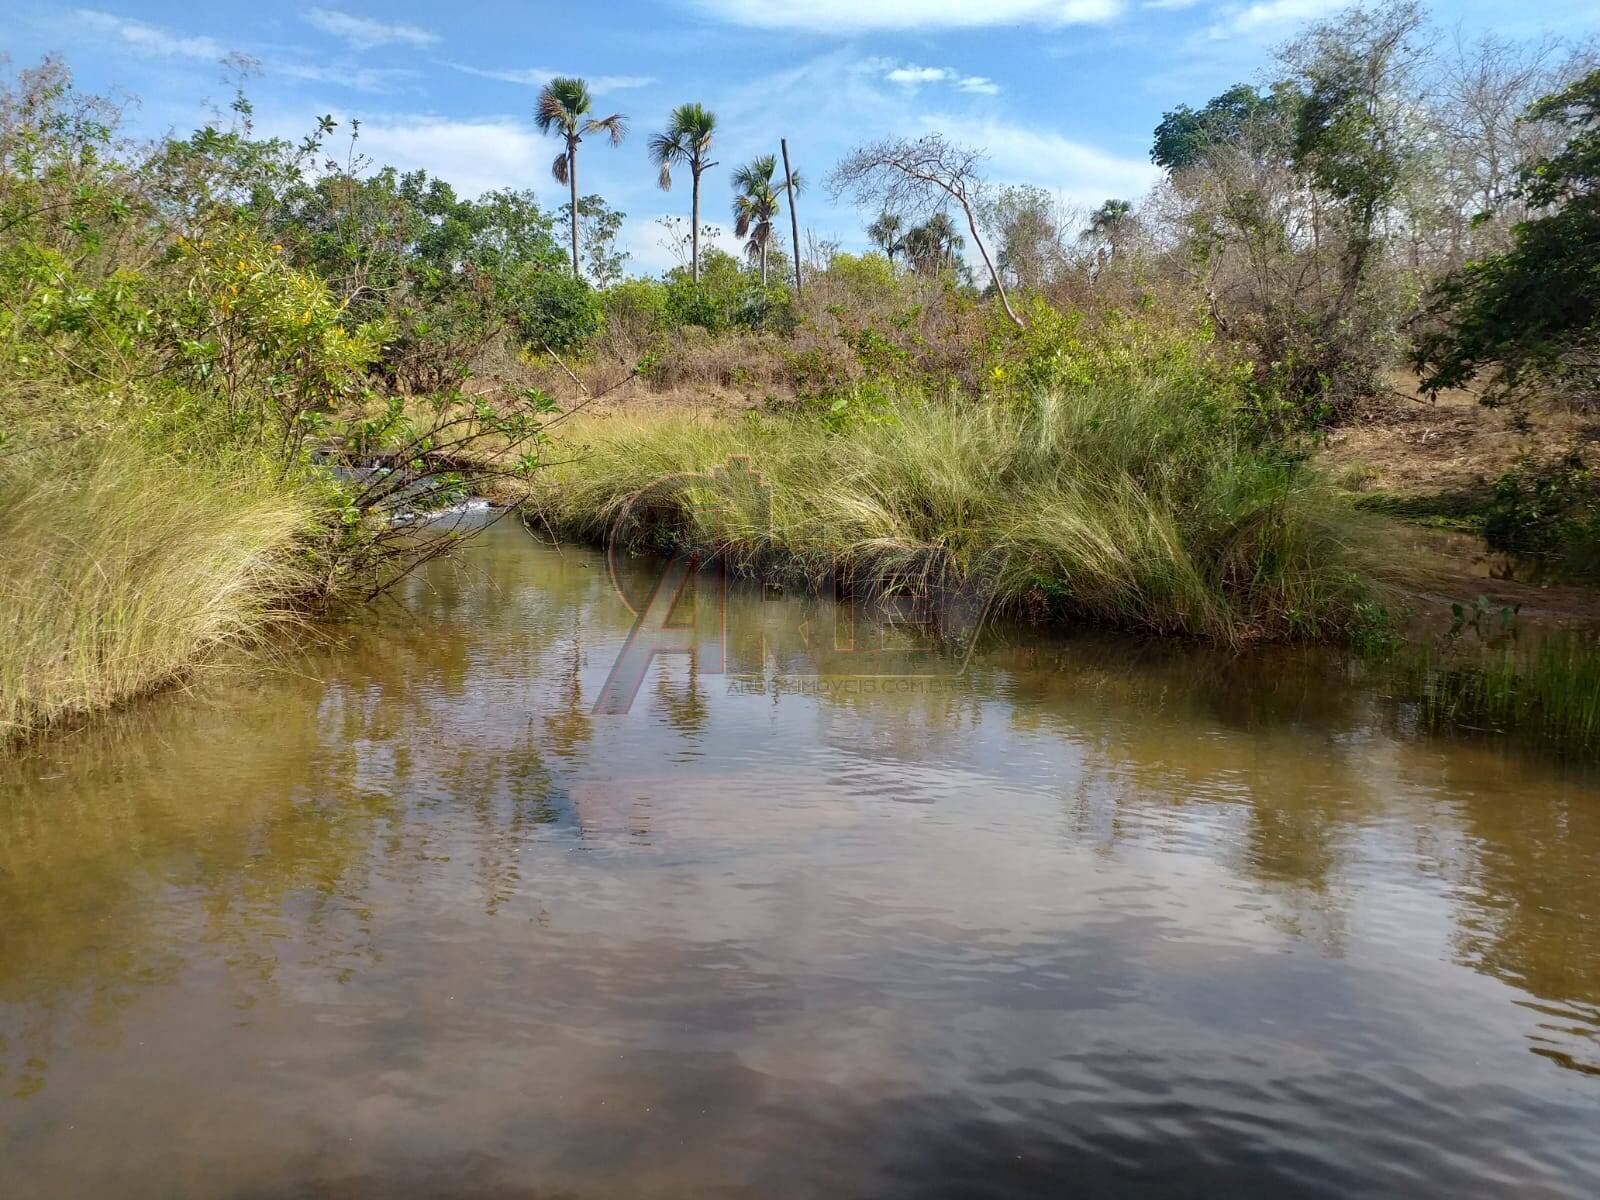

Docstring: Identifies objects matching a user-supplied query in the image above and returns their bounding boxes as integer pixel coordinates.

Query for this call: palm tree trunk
[690,166,701,283]
[568,143,580,278]
[760,240,768,286]
[781,138,801,299]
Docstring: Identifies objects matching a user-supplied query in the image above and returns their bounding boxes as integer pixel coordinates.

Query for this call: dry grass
[0,439,320,740]
[1318,372,1600,502]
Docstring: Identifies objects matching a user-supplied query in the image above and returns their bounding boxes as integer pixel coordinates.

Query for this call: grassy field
[533,384,1381,645]
[0,440,321,740]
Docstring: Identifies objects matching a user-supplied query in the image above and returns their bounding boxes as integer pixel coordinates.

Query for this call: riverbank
[529,386,1381,646]
[525,387,1600,759]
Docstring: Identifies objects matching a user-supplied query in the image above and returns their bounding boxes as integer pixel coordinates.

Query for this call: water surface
[2,521,1598,1197]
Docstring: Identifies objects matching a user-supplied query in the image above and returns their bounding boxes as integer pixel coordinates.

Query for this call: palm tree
[648,103,718,282]
[535,77,627,278]
[866,211,903,262]
[1082,199,1134,255]
[732,154,800,285]
[902,212,964,275]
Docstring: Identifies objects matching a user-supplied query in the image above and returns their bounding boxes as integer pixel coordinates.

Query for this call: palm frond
[536,77,591,135]
[586,114,628,146]
[731,154,777,194]
[648,129,682,164]
[551,152,570,185]
[671,102,716,142]
[649,130,682,189]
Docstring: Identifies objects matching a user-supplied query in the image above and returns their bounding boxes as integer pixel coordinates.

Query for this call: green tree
[648,103,717,282]
[732,154,799,285]
[1285,0,1429,299]
[1414,69,1600,403]
[1152,84,1288,172]
[534,77,627,278]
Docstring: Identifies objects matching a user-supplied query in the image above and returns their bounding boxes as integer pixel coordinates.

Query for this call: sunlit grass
[0,439,320,740]
[534,385,1380,644]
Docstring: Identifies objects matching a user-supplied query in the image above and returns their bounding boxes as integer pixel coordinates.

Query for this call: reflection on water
[2,522,1598,1198]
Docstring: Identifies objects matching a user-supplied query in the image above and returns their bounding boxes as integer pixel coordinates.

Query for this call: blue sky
[8,1,1597,273]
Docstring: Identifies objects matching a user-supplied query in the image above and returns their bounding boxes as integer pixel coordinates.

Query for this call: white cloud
[692,0,1123,32]
[922,115,1164,205]
[1208,0,1338,38]
[72,9,228,60]
[275,62,414,93]
[334,114,544,199]
[444,63,656,94]
[304,8,439,51]
[70,9,412,90]
[886,66,952,86]
[882,63,1001,96]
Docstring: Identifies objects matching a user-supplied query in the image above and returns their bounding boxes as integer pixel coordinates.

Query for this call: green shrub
[513,269,603,352]
[1482,453,1600,569]
[815,252,900,307]
[979,298,1252,412]
[602,278,669,336]
[662,249,792,333]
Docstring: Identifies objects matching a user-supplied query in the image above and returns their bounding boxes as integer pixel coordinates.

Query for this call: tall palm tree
[732,154,800,286]
[535,77,627,278]
[648,103,717,282]
[866,211,903,262]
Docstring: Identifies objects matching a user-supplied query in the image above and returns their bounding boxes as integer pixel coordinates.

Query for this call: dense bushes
[514,270,604,351]
[1482,454,1600,569]
[0,60,553,736]
[661,250,794,333]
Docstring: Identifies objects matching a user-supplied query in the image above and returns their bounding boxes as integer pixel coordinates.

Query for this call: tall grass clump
[537,350,1378,644]
[0,441,319,739]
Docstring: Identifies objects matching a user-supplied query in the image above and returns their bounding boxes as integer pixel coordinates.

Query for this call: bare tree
[1421,32,1597,267]
[829,134,1025,329]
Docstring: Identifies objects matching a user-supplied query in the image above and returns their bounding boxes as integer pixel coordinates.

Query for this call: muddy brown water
[2,521,1598,1198]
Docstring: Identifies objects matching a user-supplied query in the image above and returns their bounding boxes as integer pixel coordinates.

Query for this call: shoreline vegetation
[0,441,320,737]
[532,380,1380,647]
[5,0,1600,755]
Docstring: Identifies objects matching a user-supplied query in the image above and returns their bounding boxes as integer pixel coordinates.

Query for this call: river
[2,520,1597,1197]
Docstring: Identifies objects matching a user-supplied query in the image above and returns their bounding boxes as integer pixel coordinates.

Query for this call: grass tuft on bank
[1407,632,1600,755]
[0,441,320,740]
[536,383,1380,645]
